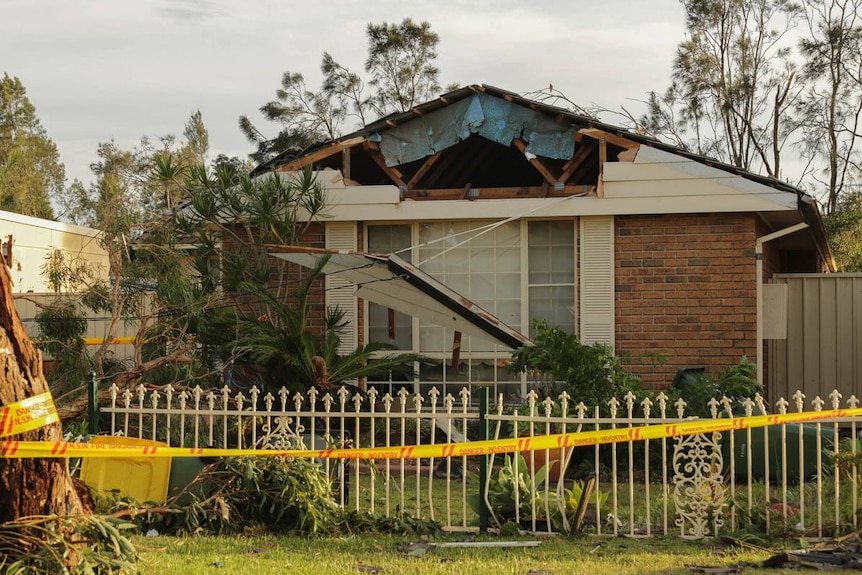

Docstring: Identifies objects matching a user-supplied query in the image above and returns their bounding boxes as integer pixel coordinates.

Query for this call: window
[417,221,521,354]
[365,219,576,401]
[527,221,576,335]
[367,224,413,350]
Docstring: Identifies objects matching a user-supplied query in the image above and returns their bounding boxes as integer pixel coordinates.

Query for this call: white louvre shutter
[325,222,357,355]
[579,216,615,348]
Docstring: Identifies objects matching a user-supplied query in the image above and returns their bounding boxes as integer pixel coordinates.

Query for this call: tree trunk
[0,254,81,523]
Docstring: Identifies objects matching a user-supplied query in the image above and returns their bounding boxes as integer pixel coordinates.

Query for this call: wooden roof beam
[578,128,640,150]
[422,144,464,188]
[406,151,443,189]
[512,138,559,186]
[275,136,366,172]
[401,184,594,200]
[363,141,407,188]
[558,141,595,184]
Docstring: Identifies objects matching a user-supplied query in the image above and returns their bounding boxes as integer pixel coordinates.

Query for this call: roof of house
[251,83,833,269]
[253,84,797,193]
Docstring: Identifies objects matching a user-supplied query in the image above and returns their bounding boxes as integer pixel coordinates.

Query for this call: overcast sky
[1,0,686,189]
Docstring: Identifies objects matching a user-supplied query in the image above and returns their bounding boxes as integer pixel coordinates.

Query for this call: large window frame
[364,219,576,400]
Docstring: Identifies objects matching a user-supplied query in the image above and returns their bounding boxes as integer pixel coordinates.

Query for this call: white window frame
[364,219,578,399]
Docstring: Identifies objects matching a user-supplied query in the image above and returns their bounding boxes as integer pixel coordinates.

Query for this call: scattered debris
[759,530,862,570]
[210,560,225,568]
[398,539,542,553]
[527,570,553,575]
[399,541,433,557]
[760,548,862,569]
[435,540,542,549]
[145,528,159,537]
[354,565,386,573]
[685,565,744,574]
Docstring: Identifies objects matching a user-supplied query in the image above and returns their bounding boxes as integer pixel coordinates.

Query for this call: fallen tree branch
[56,351,193,420]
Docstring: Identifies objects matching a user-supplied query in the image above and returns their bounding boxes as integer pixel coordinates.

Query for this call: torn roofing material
[268,246,531,350]
[377,92,578,166]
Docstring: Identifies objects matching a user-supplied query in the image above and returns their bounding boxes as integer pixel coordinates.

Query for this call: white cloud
[0,0,685,188]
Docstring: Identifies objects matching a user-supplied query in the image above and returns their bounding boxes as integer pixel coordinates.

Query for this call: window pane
[528,285,575,334]
[550,220,574,244]
[495,222,520,245]
[367,224,414,349]
[471,247,495,272]
[529,221,551,246]
[470,274,494,299]
[368,303,412,349]
[496,247,520,272]
[496,274,521,298]
[528,220,575,334]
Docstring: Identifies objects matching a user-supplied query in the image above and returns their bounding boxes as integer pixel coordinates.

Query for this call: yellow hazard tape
[0,392,59,439]
[1,406,859,460]
[84,337,135,345]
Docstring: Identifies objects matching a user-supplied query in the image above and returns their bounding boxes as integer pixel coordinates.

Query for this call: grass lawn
[132,532,810,575]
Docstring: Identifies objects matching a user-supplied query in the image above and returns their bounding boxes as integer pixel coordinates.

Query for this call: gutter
[755,222,809,387]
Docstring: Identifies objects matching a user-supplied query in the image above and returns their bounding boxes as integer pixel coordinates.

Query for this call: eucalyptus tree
[0,73,62,219]
[640,0,802,179]
[0,255,82,527]
[240,18,442,162]
[797,0,862,215]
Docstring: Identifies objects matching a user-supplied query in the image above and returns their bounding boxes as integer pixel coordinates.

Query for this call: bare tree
[642,0,803,178]
[797,0,862,213]
[241,18,443,162]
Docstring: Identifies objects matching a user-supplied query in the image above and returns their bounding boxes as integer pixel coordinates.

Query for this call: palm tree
[233,255,425,393]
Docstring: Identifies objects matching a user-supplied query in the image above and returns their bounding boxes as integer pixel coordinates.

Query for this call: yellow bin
[80,436,172,503]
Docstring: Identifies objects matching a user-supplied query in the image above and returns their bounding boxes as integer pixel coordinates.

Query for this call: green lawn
[133,532,810,575]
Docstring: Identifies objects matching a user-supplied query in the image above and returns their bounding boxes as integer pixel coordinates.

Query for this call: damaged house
[254,84,833,400]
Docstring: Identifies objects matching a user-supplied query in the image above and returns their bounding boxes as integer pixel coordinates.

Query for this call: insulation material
[379,94,577,166]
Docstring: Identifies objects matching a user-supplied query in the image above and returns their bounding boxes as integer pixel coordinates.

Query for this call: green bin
[167,457,209,504]
[721,423,835,482]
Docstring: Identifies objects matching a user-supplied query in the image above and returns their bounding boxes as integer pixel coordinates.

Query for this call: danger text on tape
[0,392,59,439]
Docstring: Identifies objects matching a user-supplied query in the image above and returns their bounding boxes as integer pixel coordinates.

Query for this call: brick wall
[615,213,758,389]
[298,223,326,333]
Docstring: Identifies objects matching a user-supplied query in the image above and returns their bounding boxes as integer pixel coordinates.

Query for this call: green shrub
[509,320,642,408]
[139,456,340,535]
[669,356,761,417]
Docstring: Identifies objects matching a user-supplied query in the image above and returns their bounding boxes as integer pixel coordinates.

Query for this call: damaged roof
[253,83,803,194]
[251,83,832,270]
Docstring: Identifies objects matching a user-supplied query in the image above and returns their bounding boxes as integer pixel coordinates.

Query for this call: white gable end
[602,146,797,211]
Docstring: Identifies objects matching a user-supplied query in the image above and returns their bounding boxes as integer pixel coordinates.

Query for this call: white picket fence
[101,383,862,538]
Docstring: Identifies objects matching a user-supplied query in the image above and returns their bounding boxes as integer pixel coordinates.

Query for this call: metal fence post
[479,385,489,533]
[87,371,98,435]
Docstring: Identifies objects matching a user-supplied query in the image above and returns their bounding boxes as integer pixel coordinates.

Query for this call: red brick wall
[298,223,326,333]
[615,214,758,389]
